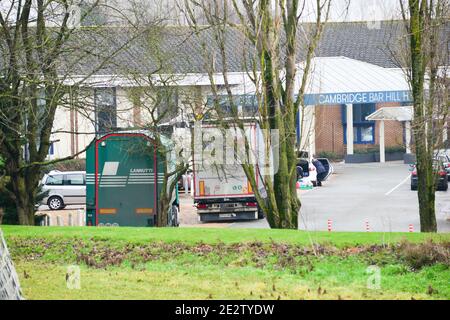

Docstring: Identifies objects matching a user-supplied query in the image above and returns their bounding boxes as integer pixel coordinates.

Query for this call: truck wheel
[48,196,64,210]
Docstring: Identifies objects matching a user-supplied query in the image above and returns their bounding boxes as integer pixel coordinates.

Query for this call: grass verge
[2,225,449,300]
[2,225,449,246]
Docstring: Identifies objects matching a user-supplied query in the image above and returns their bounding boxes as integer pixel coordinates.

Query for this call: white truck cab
[193,123,267,222]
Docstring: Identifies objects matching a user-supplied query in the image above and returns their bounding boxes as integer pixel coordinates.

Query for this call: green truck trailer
[86,131,179,227]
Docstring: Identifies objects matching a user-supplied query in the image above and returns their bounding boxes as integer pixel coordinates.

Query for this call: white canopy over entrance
[366,106,413,163]
[366,106,413,122]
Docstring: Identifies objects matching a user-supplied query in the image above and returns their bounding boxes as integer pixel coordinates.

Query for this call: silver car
[40,171,86,210]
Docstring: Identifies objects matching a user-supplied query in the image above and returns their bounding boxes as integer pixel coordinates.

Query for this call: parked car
[410,160,448,191]
[296,158,333,186]
[435,151,450,181]
[40,171,86,210]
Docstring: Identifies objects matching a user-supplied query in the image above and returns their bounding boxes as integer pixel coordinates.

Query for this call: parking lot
[298,161,450,232]
[226,161,450,232]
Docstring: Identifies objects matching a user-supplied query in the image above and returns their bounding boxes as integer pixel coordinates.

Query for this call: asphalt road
[230,161,450,232]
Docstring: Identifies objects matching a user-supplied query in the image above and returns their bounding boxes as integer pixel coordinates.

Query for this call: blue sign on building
[303,90,412,105]
[206,91,413,145]
[207,91,413,107]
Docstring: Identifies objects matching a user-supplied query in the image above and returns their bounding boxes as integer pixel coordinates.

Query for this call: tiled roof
[2,21,448,77]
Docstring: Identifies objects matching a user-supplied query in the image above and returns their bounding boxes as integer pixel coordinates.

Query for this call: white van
[40,171,86,210]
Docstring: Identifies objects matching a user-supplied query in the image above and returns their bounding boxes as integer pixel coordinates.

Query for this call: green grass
[15,260,449,300]
[2,225,449,246]
[2,225,449,300]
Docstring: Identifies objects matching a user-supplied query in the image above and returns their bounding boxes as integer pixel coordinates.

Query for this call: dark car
[410,160,448,191]
[435,153,450,181]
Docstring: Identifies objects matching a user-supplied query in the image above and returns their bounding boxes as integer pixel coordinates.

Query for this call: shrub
[0,177,18,225]
[354,145,406,154]
[316,151,344,162]
[0,174,48,225]
[385,145,406,153]
[354,147,378,154]
[43,158,86,173]
[397,240,450,270]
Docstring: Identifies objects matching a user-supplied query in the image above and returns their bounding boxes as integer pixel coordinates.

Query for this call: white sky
[299,0,404,22]
[0,0,406,24]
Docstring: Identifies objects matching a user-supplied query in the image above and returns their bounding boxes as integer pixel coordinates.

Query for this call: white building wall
[49,84,212,159]
[116,87,136,128]
[50,89,96,159]
[51,106,73,159]
[46,62,271,161]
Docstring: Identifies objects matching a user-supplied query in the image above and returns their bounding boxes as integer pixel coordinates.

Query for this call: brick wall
[315,105,345,155]
[315,102,405,156]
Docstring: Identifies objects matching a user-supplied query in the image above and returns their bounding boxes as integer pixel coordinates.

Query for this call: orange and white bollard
[327,219,332,232]
[408,224,414,232]
[365,221,371,232]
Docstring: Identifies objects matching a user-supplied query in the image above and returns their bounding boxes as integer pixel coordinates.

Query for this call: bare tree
[0,0,132,225]
[123,81,195,227]
[115,8,198,227]
[183,0,331,229]
[398,0,449,232]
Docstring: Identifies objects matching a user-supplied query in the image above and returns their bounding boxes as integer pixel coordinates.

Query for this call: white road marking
[385,174,411,196]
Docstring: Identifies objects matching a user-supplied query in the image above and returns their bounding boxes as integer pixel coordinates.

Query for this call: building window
[205,95,258,119]
[241,97,259,117]
[342,104,376,144]
[95,87,116,134]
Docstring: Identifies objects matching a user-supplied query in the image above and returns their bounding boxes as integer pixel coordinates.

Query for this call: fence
[0,229,23,300]
[39,209,86,226]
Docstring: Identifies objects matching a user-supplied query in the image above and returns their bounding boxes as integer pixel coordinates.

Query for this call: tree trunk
[265,134,299,229]
[269,187,300,229]
[15,205,34,226]
[157,195,170,227]
[417,184,437,232]
[10,170,39,226]
[416,149,437,232]
[409,0,437,232]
